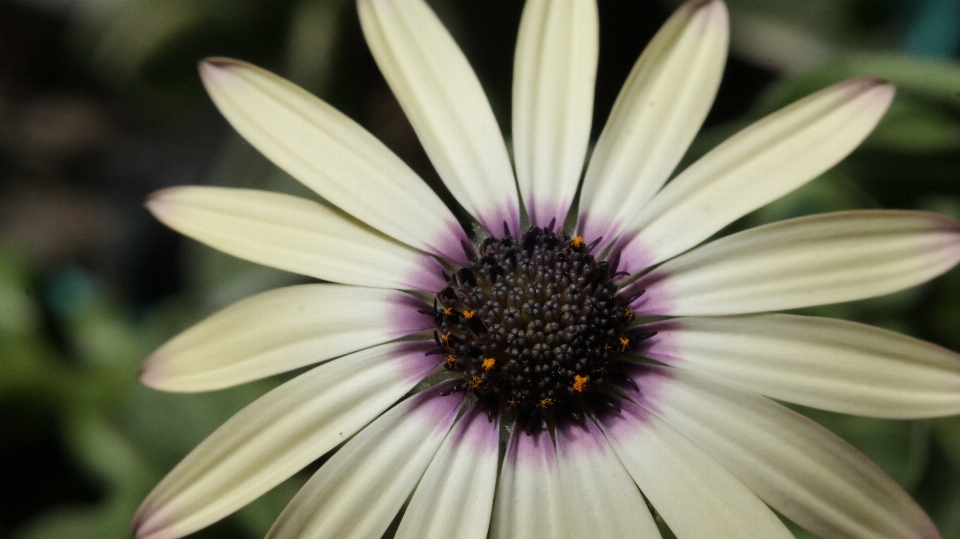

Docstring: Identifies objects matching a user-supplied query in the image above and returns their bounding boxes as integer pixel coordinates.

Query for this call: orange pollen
[443,307,453,316]
[468,375,484,389]
[604,343,611,351]
[445,354,457,368]
[463,309,475,319]
[571,236,585,248]
[441,332,452,344]
[624,308,634,322]
[539,397,555,408]
[507,398,520,409]
[572,375,588,392]
[619,337,630,352]
[482,358,496,371]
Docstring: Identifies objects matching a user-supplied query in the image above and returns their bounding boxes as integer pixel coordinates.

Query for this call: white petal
[629,210,960,316]
[132,342,439,539]
[491,428,569,539]
[140,284,432,392]
[512,0,598,228]
[358,0,519,236]
[147,186,447,292]
[599,400,794,539]
[198,58,470,264]
[617,78,895,273]
[577,0,728,246]
[639,314,960,418]
[629,365,940,539]
[267,384,464,539]
[555,419,661,539]
[395,403,499,539]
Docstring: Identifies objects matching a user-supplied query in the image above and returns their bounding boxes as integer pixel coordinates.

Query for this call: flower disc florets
[431,225,643,428]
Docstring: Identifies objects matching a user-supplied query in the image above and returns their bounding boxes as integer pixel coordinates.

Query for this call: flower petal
[638,314,960,418]
[512,0,598,228]
[617,78,895,273]
[198,58,470,264]
[555,419,662,539]
[491,428,569,539]
[140,284,432,392]
[358,0,519,236]
[395,403,499,539]
[577,0,728,246]
[629,210,960,316]
[132,342,440,539]
[598,400,794,539]
[629,365,940,539]
[267,384,464,539]
[147,186,447,292]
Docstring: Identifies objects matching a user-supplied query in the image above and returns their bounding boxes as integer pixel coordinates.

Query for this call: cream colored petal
[491,428,569,539]
[395,404,499,539]
[147,186,446,291]
[630,210,960,316]
[140,284,432,392]
[639,314,960,418]
[512,0,598,228]
[198,58,470,264]
[132,342,440,539]
[267,385,464,539]
[556,419,661,539]
[630,365,940,539]
[577,0,728,246]
[617,78,895,274]
[600,400,794,539]
[358,0,519,236]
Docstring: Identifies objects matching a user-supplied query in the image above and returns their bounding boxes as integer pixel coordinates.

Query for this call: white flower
[133,0,960,538]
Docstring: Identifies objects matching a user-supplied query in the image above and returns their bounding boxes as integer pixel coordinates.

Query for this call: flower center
[431,226,640,427]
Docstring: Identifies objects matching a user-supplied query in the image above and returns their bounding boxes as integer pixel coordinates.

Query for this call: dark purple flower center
[430,226,647,429]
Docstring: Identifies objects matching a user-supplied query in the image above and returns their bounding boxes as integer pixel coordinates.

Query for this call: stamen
[432,227,636,429]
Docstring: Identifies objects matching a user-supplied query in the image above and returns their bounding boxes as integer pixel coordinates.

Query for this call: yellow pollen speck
[468,375,484,388]
[463,309,475,319]
[571,236,585,248]
[604,343,611,351]
[573,375,588,392]
[624,308,634,322]
[540,397,555,408]
[441,332,452,344]
[482,358,496,371]
[507,398,519,409]
[619,337,630,351]
[443,307,453,316]
[445,354,456,368]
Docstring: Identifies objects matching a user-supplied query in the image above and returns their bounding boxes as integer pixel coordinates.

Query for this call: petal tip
[689,0,729,25]
[138,358,161,389]
[198,57,258,93]
[198,56,247,76]
[843,76,896,109]
[144,188,178,221]
[131,504,172,539]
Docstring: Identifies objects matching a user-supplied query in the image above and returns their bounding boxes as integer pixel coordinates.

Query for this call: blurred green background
[1,0,960,537]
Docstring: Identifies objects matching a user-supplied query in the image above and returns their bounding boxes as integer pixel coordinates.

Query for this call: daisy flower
[133,0,960,538]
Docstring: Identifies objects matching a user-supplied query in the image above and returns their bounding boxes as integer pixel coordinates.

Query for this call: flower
[133,0,960,538]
